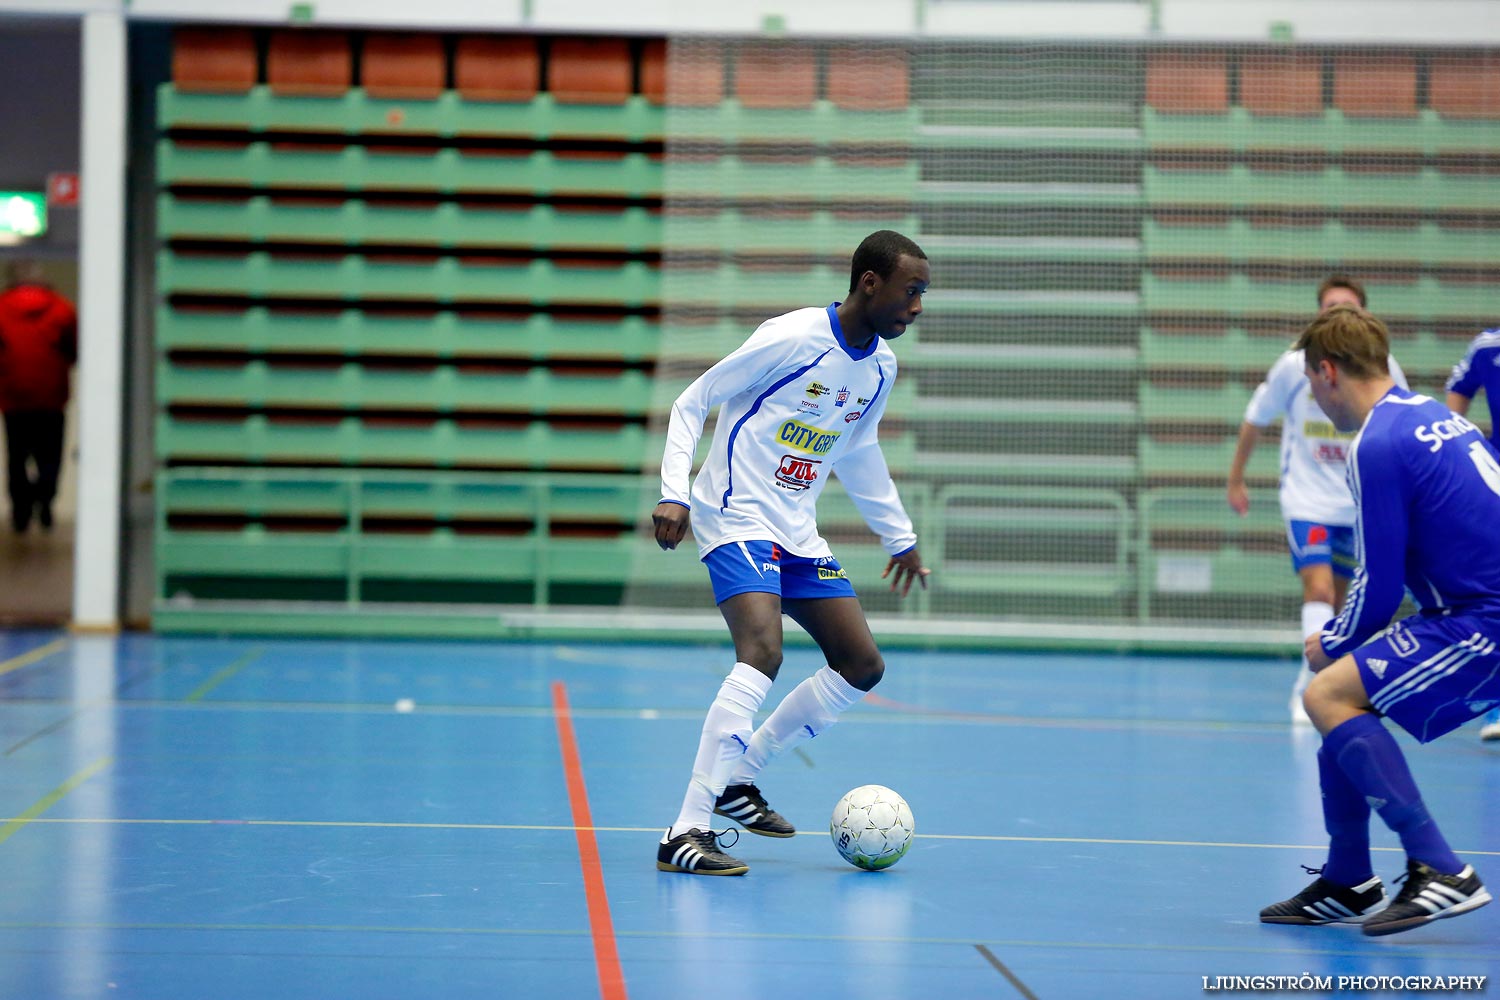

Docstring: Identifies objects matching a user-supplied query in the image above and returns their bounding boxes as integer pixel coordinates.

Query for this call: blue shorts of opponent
[1287,520,1356,578]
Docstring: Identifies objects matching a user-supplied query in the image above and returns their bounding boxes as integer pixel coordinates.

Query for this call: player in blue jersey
[1259,305,1498,936]
[1445,326,1500,741]
[651,231,932,875]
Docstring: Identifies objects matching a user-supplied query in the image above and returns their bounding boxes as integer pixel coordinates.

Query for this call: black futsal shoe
[656,828,749,876]
[1362,860,1491,937]
[1260,869,1386,924]
[714,783,796,838]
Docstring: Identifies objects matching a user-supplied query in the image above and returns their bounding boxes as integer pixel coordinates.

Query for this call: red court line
[551,680,628,1000]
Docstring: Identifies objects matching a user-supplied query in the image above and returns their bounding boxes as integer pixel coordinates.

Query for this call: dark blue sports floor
[1,630,1497,999]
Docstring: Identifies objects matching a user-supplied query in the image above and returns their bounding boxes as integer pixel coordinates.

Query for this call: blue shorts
[702,540,857,605]
[1286,520,1356,578]
[1353,613,1500,743]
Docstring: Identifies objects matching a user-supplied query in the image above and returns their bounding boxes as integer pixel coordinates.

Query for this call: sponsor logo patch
[775,454,821,491]
[777,419,841,455]
[805,381,831,398]
[843,410,862,423]
[1387,622,1420,657]
[817,567,848,580]
[835,386,850,408]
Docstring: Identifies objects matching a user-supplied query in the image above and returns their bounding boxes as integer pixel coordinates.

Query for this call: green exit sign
[0,192,46,239]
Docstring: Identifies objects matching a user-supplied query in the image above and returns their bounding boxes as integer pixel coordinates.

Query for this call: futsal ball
[830,784,915,871]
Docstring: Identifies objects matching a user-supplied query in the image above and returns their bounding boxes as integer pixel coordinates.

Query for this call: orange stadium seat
[1333,53,1417,117]
[1144,51,1229,114]
[1239,52,1324,116]
[826,47,910,111]
[363,33,446,100]
[735,43,817,109]
[454,36,539,102]
[548,37,632,105]
[639,39,725,106]
[267,30,352,96]
[1428,54,1500,118]
[173,27,258,93]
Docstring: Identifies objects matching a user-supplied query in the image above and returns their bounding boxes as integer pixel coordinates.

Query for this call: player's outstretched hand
[1226,479,1249,517]
[653,501,690,551]
[882,549,930,598]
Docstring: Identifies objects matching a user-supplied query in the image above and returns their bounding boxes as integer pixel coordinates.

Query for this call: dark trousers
[4,409,65,528]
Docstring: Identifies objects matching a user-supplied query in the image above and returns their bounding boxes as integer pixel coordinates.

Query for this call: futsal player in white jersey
[651,231,931,875]
[1259,304,1497,936]
[1226,277,1407,724]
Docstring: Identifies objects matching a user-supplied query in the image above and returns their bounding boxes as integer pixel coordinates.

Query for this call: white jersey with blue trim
[1320,387,1500,659]
[659,304,916,560]
[1243,348,1408,525]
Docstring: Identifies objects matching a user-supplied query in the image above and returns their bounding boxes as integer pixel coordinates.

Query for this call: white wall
[2,0,1498,42]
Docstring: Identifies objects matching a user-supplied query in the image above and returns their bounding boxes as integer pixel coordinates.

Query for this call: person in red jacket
[0,260,77,532]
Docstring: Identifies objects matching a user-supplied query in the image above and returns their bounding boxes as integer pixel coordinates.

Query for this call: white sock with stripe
[727,665,864,786]
[1297,601,1334,688]
[666,662,772,841]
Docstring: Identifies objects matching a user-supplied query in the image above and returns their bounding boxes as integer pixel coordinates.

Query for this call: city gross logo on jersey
[817,566,848,580]
[835,386,850,408]
[1414,412,1480,452]
[775,454,821,491]
[804,381,831,398]
[777,419,842,455]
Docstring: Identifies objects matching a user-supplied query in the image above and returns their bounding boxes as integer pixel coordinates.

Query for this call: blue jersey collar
[827,303,878,361]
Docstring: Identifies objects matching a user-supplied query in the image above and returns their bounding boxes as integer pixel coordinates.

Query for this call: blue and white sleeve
[832,372,917,555]
[1446,333,1489,397]
[658,324,799,506]
[1320,432,1411,658]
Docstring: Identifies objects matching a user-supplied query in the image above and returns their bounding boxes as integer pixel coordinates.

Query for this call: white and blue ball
[830,784,915,871]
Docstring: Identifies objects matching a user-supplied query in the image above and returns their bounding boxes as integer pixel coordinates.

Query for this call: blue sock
[1324,714,1463,875]
[1316,743,1373,886]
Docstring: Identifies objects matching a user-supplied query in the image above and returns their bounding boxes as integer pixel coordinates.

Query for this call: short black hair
[848,230,926,295]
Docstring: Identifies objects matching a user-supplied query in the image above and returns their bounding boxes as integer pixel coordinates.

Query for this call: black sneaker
[655,827,748,876]
[1362,860,1491,937]
[1260,867,1386,924]
[714,783,796,838]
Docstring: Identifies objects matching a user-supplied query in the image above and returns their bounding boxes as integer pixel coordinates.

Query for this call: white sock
[1299,601,1334,679]
[666,662,773,841]
[727,665,864,786]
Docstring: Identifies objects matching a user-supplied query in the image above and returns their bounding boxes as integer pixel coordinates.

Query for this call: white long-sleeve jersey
[659,304,917,560]
[1243,348,1407,525]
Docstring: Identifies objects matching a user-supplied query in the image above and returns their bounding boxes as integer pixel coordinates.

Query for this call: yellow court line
[0,756,114,847]
[184,647,264,702]
[6,816,1499,857]
[0,637,67,678]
